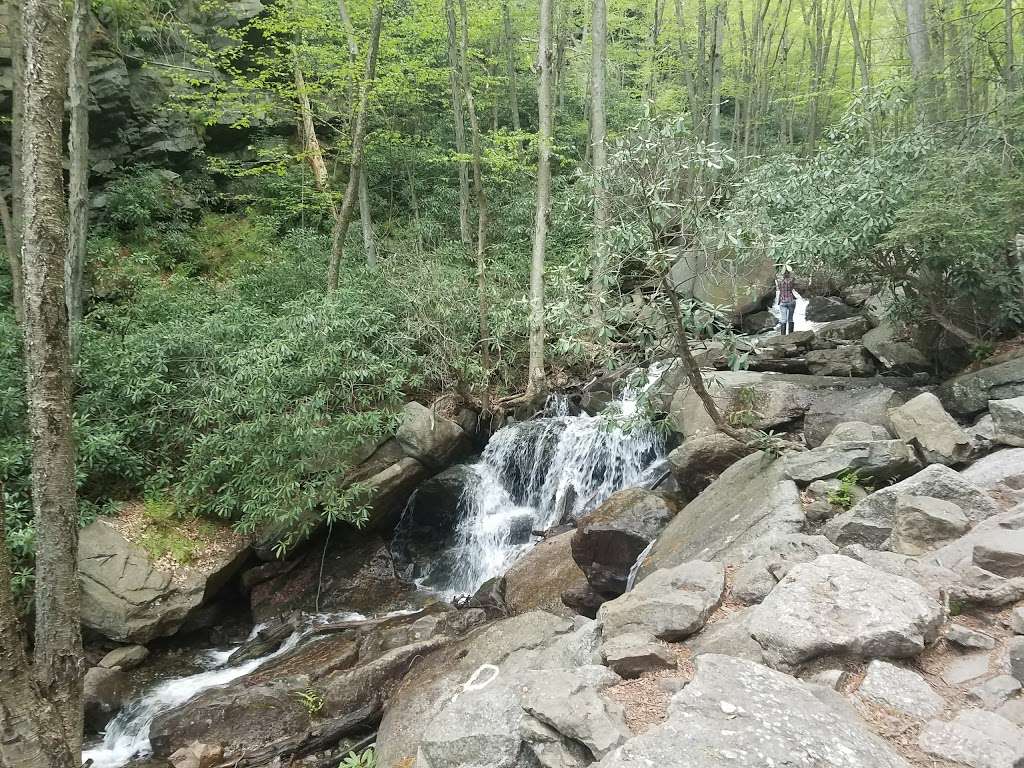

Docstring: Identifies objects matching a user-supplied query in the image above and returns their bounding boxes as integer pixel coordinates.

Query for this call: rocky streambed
[80,287,1024,768]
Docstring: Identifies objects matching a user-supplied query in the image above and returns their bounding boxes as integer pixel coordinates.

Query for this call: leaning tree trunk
[527,0,555,398]
[327,2,383,290]
[589,0,610,332]
[0,489,78,768]
[21,0,84,755]
[66,0,91,355]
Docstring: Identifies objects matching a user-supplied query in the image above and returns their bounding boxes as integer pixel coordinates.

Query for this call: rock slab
[593,654,913,768]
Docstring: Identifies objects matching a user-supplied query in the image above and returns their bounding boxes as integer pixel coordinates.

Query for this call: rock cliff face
[0,0,267,181]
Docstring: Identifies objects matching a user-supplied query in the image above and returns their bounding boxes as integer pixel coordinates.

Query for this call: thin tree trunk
[0,490,78,768]
[457,0,491,413]
[338,0,378,266]
[327,2,383,290]
[590,0,610,332]
[9,0,26,320]
[502,0,522,132]
[446,0,472,247]
[21,0,84,754]
[709,0,726,145]
[1003,0,1016,164]
[905,0,934,118]
[674,0,702,133]
[1,191,23,324]
[405,163,423,256]
[528,0,555,398]
[66,0,90,356]
[846,0,870,91]
[357,172,377,269]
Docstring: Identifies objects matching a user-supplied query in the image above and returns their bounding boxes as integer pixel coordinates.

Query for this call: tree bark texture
[527,0,555,398]
[0,491,78,768]
[20,0,84,754]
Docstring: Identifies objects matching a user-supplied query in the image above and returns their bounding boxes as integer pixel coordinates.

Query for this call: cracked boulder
[824,464,1000,549]
[598,560,724,642]
[783,439,921,485]
[749,554,943,672]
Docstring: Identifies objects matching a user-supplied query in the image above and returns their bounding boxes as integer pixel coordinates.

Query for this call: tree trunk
[527,0,555,398]
[845,0,870,91]
[327,2,383,290]
[0,490,78,768]
[9,1,26,322]
[338,0,378,266]
[905,0,933,118]
[457,0,491,413]
[21,0,84,754]
[502,0,522,132]
[66,0,90,356]
[708,0,726,145]
[293,57,332,196]
[446,0,472,248]
[674,0,702,132]
[589,0,609,332]
[1,191,23,324]
[357,171,377,269]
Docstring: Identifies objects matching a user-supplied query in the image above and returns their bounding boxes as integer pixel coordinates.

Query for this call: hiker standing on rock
[775,266,797,335]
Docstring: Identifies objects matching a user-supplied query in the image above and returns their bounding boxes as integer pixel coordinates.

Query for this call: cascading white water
[82,610,372,768]
[432,368,667,597]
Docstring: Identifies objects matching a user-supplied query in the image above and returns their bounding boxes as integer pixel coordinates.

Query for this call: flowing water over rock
[407,373,667,597]
[83,611,372,768]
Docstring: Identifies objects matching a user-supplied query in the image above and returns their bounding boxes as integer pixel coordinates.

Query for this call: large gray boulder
[919,709,1024,768]
[938,356,1024,416]
[805,345,876,377]
[804,385,905,447]
[78,519,249,644]
[814,316,872,346]
[749,554,943,671]
[806,295,860,322]
[862,322,930,373]
[972,530,1024,578]
[992,396,1024,447]
[592,654,913,768]
[377,612,600,768]
[571,489,678,596]
[600,632,675,678]
[636,452,802,579]
[824,464,1001,549]
[666,432,754,500]
[598,560,724,641]
[683,606,766,663]
[396,401,472,469]
[888,392,973,465]
[783,439,921,485]
[667,370,893,440]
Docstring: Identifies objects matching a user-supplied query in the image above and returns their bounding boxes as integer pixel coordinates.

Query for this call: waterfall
[420,367,667,598]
